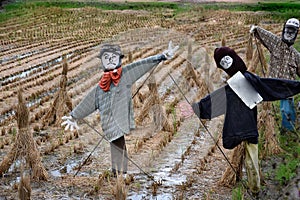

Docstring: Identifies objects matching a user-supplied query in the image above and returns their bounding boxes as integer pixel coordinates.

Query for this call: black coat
[192,71,300,149]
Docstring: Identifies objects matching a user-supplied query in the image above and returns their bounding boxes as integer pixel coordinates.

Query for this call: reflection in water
[127,117,209,198]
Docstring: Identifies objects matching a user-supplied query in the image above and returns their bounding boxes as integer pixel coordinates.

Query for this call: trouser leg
[280,98,296,131]
[245,141,260,194]
[110,136,128,175]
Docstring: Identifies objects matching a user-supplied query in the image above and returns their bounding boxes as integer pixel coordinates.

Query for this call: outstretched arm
[61,86,98,131]
[179,86,227,120]
[70,86,98,119]
[124,41,179,84]
[250,26,281,53]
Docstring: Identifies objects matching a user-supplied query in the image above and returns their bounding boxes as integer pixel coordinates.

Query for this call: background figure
[250,18,300,132]
[62,41,178,175]
[180,46,300,196]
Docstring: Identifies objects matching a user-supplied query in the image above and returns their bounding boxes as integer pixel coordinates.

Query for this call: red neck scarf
[99,67,122,92]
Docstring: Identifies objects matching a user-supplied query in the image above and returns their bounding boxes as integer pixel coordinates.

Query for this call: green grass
[0,1,183,22]
[1,1,300,23]
[273,113,300,186]
[2,1,180,11]
[294,40,300,52]
[202,2,300,20]
[232,184,244,200]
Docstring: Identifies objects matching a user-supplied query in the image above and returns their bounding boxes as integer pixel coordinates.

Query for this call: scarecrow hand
[61,116,79,131]
[250,25,257,34]
[163,41,179,60]
[178,102,194,119]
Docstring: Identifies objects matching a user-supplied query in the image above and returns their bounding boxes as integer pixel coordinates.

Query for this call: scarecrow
[250,18,300,131]
[61,41,178,175]
[180,46,300,196]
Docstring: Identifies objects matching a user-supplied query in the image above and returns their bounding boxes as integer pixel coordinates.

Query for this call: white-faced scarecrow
[61,41,178,176]
[180,46,300,196]
[250,18,300,131]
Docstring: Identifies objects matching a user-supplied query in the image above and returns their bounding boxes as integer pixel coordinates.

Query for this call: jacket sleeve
[254,27,281,53]
[192,86,227,120]
[71,85,98,119]
[244,72,300,101]
[123,54,166,85]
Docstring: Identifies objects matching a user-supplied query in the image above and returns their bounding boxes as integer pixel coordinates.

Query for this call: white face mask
[220,55,233,69]
[283,27,297,42]
[101,52,120,70]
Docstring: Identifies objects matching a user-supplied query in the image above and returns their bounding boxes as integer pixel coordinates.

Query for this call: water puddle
[0,49,46,65]
[1,54,70,86]
[127,116,201,199]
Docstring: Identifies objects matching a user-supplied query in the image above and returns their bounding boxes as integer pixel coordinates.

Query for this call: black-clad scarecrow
[62,41,178,175]
[180,46,300,195]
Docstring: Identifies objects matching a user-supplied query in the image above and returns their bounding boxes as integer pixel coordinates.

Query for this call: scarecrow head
[214,46,247,77]
[98,44,124,71]
[282,18,299,46]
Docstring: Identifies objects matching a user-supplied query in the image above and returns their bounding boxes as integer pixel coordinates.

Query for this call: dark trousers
[280,98,296,131]
[110,136,128,175]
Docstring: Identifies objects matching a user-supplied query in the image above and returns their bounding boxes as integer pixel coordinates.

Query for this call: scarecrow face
[101,51,121,70]
[283,27,298,42]
[282,18,299,46]
[220,55,233,69]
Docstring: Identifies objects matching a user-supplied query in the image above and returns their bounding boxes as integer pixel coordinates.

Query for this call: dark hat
[98,44,124,59]
[214,46,247,77]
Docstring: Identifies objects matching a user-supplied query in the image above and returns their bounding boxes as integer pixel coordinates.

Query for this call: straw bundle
[256,42,268,76]
[42,56,72,127]
[218,143,245,187]
[0,88,48,180]
[184,41,209,95]
[18,172,31,200]
[135,75,173,132]
[221,35,226,47]
[257,102,282,157]
[112,174,127,200]
[248,46,259,73]
[246,35,253,62]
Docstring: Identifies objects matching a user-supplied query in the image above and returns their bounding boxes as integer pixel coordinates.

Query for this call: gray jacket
[71,54,166,142]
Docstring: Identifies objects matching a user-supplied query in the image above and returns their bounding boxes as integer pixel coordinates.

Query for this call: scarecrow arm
[251,26,281,53]
[192,86,227,120]
[124,41,179,84]
[70,86,98,119]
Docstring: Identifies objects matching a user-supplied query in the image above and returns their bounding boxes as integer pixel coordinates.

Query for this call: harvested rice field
[0,1,299,199]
